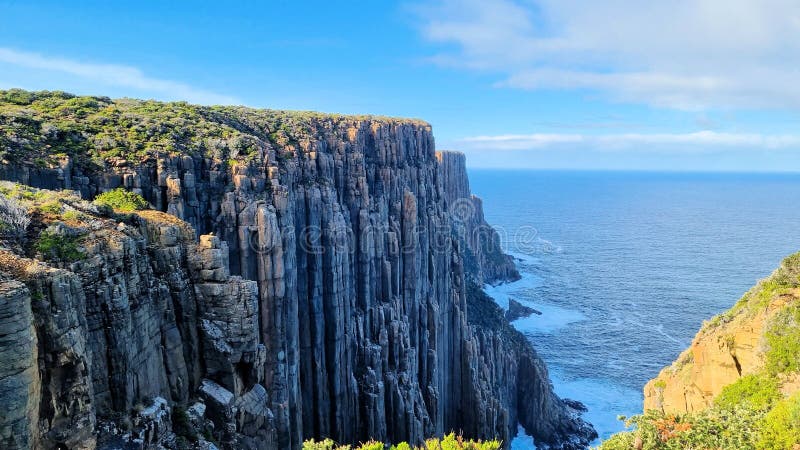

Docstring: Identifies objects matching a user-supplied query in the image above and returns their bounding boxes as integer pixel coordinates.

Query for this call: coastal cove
[471,170,800,444]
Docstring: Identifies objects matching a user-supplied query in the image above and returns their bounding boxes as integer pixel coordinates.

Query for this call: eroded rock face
[461,283,597,449]
[643,255,800,414]
[436,151,520,286]
[0,114,592,449]
[0,276,40,450]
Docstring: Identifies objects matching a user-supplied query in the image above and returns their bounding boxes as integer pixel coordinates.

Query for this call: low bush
[714,373,780,411]
[38,200,62,215]
[301,433,501,450]
[171,406,197,442]
[62,210,83,221]
[757,393,800,450]
[93,188,149,212]
[34,231,84,262]
[600,394,800,450]
[765,304,800,375]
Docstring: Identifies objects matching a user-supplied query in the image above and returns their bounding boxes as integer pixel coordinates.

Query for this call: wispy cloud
[459,131,800,151]
[414,0,800,109]
[0,48,239,105]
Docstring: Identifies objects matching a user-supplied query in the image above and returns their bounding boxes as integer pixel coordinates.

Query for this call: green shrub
[171,406,197,441]
[302,439,347,450]
[34,231,84,262]
[599,407,765,450]
[714,373,780,411]
[38,200,61,215]
[93,188,149,212]
[765,304,800,375]
[0,88,36,105]
[301,434,501,450]
[757,393,800,450]
[62,210,83,221]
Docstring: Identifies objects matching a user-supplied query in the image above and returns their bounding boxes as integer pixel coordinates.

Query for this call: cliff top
[0,88,431,169]
[0,181,181,270]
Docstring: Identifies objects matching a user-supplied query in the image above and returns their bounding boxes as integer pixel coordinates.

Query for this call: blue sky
[2,0,800,170]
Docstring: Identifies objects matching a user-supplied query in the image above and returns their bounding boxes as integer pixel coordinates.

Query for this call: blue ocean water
[468,170,800,446]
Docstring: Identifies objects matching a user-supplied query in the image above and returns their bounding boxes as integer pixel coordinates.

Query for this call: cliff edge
[0,90,593,449]
[597,253,800,449]
[644,253,800,414]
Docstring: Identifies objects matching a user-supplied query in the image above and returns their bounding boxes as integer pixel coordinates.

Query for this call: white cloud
[415,0,800,109]
[459,131,800,151]
[0,48,239,105]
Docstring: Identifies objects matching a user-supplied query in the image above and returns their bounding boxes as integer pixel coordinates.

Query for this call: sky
[2,0,800,171]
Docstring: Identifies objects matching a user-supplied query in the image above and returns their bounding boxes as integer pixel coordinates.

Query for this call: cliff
[597,253,800,449]
[0,90,593,449]
[643,253,800,414]
[435,151,519,285]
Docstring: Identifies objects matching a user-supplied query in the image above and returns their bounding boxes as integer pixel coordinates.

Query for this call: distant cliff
[436,151,519,286]
[600,253,800,449]
[0,89,593,450]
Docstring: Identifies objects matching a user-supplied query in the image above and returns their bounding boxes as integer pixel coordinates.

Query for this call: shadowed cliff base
[0,89,594,449]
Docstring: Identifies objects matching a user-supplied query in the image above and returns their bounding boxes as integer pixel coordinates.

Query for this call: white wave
[484,269,585,334]
[547,368,642,444]
[510,424,535,450]
[511,302,586,334]
[484,271,542,310]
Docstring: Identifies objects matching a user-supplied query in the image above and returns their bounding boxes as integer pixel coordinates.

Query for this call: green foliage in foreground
[93,188,149,212]
[606,252,800,449]
[302,433,501,450]
[714,373,781,411]
[599,392,800,450]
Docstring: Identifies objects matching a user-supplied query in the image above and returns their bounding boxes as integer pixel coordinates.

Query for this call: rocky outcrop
[643,253,800,414]
[0,95,592,449]
[461,282,596,449]
[436,151,519,285]
[435,151,592,447]
[505,298,541,322]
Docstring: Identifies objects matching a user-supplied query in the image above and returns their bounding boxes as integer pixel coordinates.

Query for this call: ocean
[468,170,800,446]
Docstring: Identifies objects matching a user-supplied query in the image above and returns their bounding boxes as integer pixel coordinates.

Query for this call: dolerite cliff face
[435,150,592,447]
[0,92,593,449]
[435,151,519,285]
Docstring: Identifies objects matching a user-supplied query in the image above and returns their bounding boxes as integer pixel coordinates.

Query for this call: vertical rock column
[0,276,40,450]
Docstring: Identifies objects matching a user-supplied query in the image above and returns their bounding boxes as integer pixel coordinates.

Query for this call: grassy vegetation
[93,188,149,212]
[758,393,800,450]
[0,88,428,171]
[34,230,84,262]
[0,181,48,202]
[0,181,95,264]
[701,252,800,333]
[714,374,781,411]
[765,302,800,375]
[302,434,501,450]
